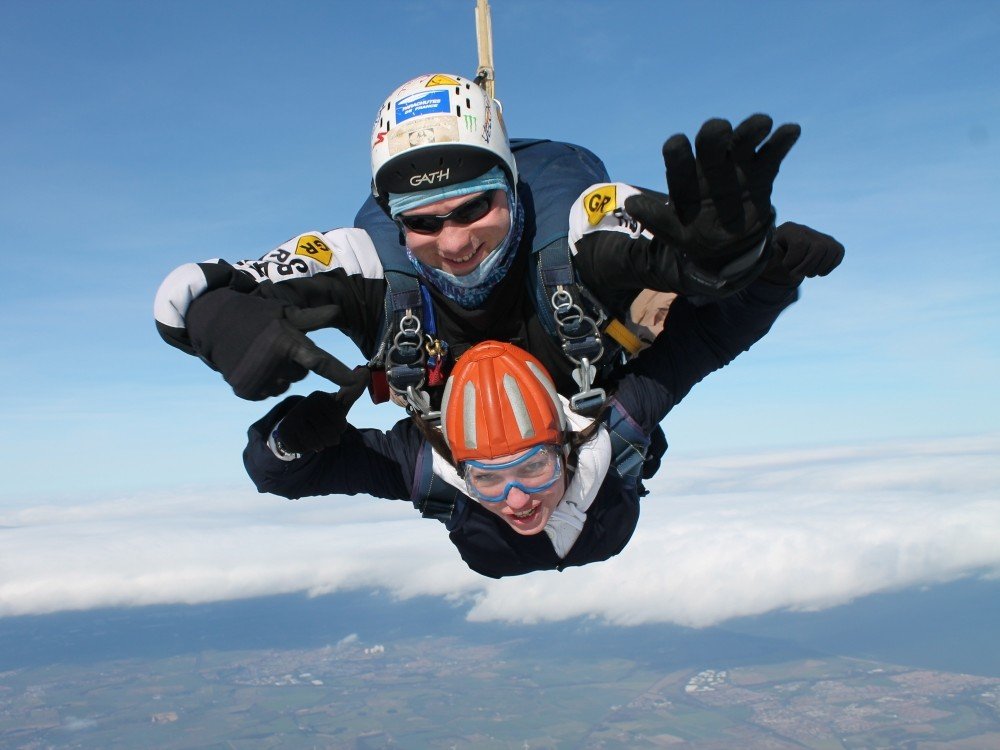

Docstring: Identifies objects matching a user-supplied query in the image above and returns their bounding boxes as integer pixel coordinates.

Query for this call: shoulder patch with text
[233,228,383,284]
[568,183,650,254]
[295,234,333,266]
[584,185,618,225]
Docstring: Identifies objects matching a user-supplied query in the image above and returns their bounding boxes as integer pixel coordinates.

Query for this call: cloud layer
[2,434,998,627]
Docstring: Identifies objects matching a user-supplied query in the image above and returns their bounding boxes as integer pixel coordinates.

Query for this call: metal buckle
[405,386,440,426]
[551,287,606,413]
[569,356,606,416]
[386,311,426,390]
[551,288,604,361]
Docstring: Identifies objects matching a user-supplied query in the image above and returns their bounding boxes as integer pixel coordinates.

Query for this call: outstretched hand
[761,222,845,286]
[624,115,801,281]
[186,287,363,401]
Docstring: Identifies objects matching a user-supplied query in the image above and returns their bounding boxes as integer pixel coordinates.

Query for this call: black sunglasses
[397,191,497,235]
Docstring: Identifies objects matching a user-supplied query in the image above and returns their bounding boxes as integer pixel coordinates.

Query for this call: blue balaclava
[388,166,525,309]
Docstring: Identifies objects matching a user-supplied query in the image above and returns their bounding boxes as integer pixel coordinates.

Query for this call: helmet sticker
[425,74,460,87]
[396,91,451,123]
[295,234,333,266]
[584,184,618,226]
[388,116,459,155]
[481,98,493,143]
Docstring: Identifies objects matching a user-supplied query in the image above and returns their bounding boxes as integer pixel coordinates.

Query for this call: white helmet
[370,73,517,200]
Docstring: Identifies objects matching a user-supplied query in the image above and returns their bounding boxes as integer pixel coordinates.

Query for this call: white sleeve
[568,182,651,254]
[233,228,383,283]
[153,228,384,331]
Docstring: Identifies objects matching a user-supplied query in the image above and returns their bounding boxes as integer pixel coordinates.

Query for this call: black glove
[273,369,371,454]
[641,424,669,480]
[760,222,845,286]
[624,115,800,293]
[185,287,359,401]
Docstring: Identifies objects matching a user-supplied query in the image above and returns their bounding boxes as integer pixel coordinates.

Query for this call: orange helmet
[441,341,567,463]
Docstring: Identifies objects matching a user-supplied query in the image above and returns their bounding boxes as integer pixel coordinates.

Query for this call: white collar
[430,396,613,558]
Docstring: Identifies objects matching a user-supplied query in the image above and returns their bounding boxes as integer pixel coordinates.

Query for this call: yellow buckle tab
[603,318,644,357]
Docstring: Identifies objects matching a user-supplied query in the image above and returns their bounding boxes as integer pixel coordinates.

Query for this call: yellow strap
[603,318,644,357]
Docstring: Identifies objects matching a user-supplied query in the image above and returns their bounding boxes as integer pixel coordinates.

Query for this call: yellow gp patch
[584,185,617,226]
[295,235,333,266]
[426,74,460,87]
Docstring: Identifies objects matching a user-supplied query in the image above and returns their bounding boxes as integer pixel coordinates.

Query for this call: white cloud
[1,434,997,627]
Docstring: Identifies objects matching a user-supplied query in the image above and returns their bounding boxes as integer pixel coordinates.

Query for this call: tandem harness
[353,138,639,426]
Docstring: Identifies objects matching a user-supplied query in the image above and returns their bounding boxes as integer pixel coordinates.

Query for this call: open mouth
[508,505,540,523]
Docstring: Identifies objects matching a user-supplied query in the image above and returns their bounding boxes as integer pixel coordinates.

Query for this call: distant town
[2,632,998,748]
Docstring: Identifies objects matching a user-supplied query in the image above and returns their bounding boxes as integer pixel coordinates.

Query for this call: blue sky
[1,1,998,622]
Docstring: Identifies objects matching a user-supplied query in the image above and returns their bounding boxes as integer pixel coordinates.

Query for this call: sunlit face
[399,190,511,277]
[464,446,567,536]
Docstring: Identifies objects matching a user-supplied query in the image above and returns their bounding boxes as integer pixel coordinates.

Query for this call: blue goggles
[463,444,563,503]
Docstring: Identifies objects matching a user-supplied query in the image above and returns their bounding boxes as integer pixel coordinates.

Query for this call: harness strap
[533,238,611,415]
[412,442,462,522]
[374,269,441,425]
[603,319,644,358]
[604,402,652,487]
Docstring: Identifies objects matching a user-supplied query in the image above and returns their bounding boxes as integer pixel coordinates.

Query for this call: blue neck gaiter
[405,192,524,309]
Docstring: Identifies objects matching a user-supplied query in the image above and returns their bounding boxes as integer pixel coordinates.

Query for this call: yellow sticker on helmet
[426,74,460,87]
[295,235,333,266]
[584,185,617,226]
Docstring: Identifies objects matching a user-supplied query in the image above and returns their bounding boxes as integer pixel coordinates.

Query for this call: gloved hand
[641,424,669,480]
[624,115,801,292]
[186,287,359,401]
[273,369,371,454]
[760,222,845,286]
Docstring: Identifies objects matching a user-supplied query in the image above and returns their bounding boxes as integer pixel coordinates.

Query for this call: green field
[2,638,998,749]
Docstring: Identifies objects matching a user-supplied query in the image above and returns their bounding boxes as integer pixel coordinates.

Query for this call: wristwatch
[267,424,301,462]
